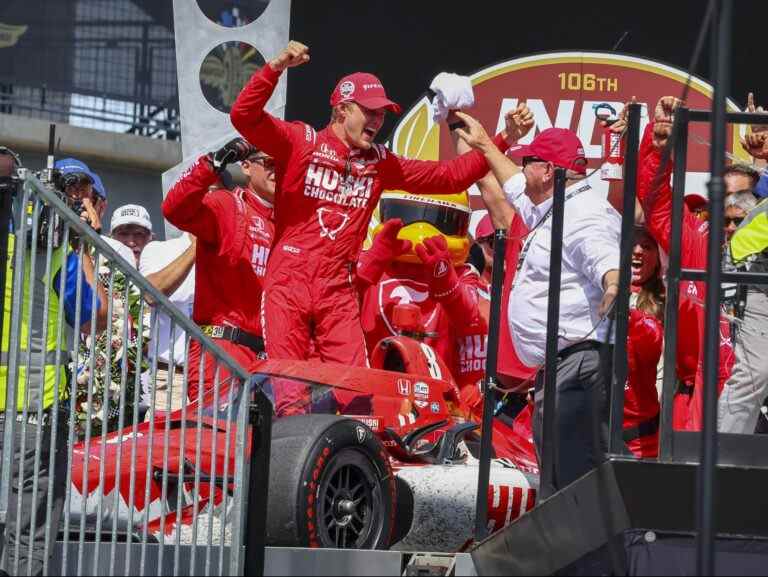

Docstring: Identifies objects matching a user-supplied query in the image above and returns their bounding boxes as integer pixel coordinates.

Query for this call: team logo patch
[397,378,411,396]
[435,260,449,278]
[317,207,350,240]
[356,426,367,444]
[414,382,430,398]
[339,81,355,99]
[430,402,441,413]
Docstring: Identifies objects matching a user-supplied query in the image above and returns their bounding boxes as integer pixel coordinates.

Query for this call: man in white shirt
[110,203,154,267]
[139,232,195,417]
[454,112,621,494]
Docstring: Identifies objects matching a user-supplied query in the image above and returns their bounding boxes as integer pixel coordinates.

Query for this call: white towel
[429,72,474,123]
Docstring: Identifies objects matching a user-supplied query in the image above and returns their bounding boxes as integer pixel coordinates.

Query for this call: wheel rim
[317,450,383,549]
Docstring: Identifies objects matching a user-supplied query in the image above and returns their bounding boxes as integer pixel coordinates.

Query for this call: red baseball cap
[474,213,494,240]
[506,128,587,175]
[330,72,402,114]
[684,191,708,211]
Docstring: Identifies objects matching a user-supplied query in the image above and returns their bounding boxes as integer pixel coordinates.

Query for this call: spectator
[718,95,768,434]
[718,196,768,433]
[723,163,760,197]
[0,151,107,576]
[139,231,195,419]
[454,112,621,495]
[725,191,758,241]
[637,96,736,431]
[110,203,154,267]
[625,227,665,458]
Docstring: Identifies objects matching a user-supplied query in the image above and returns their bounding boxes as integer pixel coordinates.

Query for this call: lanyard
[511,184,591,291]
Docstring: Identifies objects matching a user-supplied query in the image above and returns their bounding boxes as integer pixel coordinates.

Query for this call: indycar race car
[68,330,539,553]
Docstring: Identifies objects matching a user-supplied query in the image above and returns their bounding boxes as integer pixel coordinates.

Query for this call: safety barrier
[0,172,270,576]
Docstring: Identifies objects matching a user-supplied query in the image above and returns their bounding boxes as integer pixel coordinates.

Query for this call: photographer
[0,150,106,575]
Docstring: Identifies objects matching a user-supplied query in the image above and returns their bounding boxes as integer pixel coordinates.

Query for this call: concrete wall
[0,112,181,240]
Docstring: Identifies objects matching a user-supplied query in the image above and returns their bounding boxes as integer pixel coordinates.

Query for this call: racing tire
[267,415,396,549]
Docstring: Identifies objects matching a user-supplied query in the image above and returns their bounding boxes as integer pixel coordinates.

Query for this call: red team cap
[474,213,494,240]
[330,72,402,114]
[506,128,588,175]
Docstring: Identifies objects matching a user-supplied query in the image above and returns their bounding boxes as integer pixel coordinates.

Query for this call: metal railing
[0,173,270,576]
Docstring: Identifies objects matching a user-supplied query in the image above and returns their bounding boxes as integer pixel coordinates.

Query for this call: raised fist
[210,137,254,173]
[652,96,683,149]
[269,41,310,72]
[505,101,535,142]
[740,92,768,160]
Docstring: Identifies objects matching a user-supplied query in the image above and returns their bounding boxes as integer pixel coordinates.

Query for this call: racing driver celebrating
[230,41,516,413]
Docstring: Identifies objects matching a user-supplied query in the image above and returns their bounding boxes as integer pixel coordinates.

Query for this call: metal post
[0,149,16,565]
[659,107,690,460]
[540,168,568,499]
[698,0,731,574]
[473,228,508,542]
[609,103,642,455]
[243,387,273,577]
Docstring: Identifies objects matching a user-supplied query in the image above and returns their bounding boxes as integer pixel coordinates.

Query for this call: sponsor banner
[382,52,747,236]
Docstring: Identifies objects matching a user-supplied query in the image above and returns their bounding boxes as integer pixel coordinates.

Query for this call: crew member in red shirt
[230,41,513,412]
[163,138,275,401]
[637,96,735,430]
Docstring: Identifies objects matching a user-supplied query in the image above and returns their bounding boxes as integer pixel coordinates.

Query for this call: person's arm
[140,237,196,304]
[562,208,622,318]
[230,42,309,161]
[54,251,109,334]
[378,131,510,195]
[162,157,222,243]
[451,126,516,230]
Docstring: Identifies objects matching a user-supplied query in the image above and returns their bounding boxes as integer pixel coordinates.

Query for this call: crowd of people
[2,38,768,574]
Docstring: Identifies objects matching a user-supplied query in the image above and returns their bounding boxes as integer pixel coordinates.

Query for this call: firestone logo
[339,81,355,99]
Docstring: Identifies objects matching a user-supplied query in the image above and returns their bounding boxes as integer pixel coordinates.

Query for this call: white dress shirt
[138,234,195,366]
[502,172,621,367]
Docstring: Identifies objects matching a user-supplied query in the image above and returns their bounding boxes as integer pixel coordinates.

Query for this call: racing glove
[415,235,459,299]
[356,219,412,289]
[208,137,254,174]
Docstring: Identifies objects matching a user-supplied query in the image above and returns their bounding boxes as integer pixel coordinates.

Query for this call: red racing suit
[625,308,663,458]
[355,257,485,406]
[638,123,735,431]
[162,157,274,402]
[230,65,508,374]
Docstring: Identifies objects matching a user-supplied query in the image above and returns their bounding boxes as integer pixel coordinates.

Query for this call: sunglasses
[724,216,745,227]
[522,156,549,167]
[246,156,276,171]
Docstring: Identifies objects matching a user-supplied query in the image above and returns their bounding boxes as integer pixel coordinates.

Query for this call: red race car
[68,331,539,553]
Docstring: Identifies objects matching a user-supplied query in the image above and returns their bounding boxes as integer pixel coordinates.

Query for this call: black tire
[267,415,396,549]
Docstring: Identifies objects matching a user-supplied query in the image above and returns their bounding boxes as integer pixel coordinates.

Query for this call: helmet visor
[379,198,469,237]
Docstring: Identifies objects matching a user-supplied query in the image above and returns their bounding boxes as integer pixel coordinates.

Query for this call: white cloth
[502,172,621,366]
[138,234,195,366]
[429,72,475,122]
[101,236,136,269]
